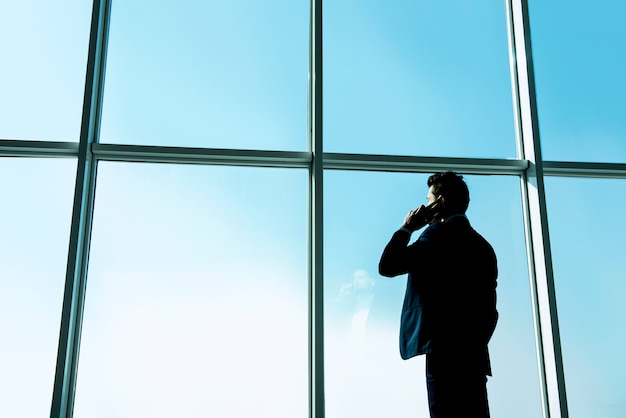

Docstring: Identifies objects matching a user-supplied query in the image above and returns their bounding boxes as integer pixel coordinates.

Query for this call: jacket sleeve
[379,226,436,277]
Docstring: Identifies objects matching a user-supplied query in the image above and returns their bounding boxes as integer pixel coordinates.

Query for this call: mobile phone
[424,199,444,222]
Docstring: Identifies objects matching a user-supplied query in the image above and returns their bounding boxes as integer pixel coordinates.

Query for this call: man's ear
[437,196,447,212]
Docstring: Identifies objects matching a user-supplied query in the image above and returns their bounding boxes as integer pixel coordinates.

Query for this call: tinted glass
[99,0,308,150]
[0,1,91,141]
[545,177,626,416]
[324,1,516,158]
[324,172,541,417]
[0,158,76,415]
[530,0,626,163]
[74,163,308,417]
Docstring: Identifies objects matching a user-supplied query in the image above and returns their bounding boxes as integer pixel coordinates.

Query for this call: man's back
[415,216,498,370]
[380,215,498,373]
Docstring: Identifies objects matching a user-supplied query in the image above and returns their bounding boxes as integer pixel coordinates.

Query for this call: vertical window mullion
[308,0,324,417]
[50,0,111,417]
[506,0,569,417]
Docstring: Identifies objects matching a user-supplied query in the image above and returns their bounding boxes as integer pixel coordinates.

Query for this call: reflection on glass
[336,269,377,341]
[324,1,515,158]
[530,0,626,163]
[0,158,76,416]
[0,1,91,141]
[324,172,541,417]
[73,163,307,417]
[99,0,308,150]
[545,178,626,416]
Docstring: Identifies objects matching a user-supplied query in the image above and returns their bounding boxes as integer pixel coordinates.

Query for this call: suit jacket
[379,215,498,375]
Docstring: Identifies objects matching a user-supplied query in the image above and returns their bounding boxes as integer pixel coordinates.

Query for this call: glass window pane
[73,163,308,417]
[99,0,308,150]
[530,0,626,163]
[324,1,516,158]
[0,158,76,416]
[545,177,626,416]
[324,172,541,417]
[0,1,91,141]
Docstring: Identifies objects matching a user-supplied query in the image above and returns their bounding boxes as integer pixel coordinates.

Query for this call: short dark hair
[427,171,470,214]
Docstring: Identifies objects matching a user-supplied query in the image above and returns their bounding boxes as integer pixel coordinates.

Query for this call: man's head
[427,171,469,216]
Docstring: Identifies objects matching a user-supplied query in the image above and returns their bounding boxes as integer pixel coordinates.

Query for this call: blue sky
[1,1,625,417]
[530,0,626,163]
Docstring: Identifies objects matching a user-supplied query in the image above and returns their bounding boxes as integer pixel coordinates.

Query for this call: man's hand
[402,200,443,232]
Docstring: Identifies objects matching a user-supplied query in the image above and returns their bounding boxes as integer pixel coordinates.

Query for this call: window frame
[2,0,626,417]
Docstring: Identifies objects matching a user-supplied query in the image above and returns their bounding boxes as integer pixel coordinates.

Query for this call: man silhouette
[379,172,498,418]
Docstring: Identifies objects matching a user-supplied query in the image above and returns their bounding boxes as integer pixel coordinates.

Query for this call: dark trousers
[425,353,490,418]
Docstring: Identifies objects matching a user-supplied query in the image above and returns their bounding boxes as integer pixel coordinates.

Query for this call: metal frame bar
[3,139,626,178]
[323,152,528,174]
[507,0,569,417]
[308,0,325,417]
[543,161,626,179]
[92,143,312,168]
[49,0,111,417]
[1,0,625,417]
[0,140,78,158]
[505,2,551,416]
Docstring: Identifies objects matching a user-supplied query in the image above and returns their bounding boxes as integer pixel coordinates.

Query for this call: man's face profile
[427,186,438,205]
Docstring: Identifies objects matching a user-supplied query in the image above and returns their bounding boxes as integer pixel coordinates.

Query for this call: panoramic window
[0,158,76,416]
[324,0,516,158]
[73,163,308,417]
[530,0,626,163]
[0,1,91,141]
[545,177,626,416]
[324,172,541,417]
[3,1,626,416]
[98,0,308,150]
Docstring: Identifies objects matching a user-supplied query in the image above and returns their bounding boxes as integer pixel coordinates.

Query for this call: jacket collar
[442,213,468,223]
